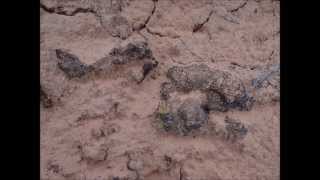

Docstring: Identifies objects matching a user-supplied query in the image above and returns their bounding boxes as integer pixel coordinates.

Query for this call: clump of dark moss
[167,64,213,92]
[177,99,208,132]
[205,91,228,112]
[224,116,248,142]
[223,93,254,111]
[159,112,176,131]
[157,101,176,132]
[166,64,253,111]
[56,49,93,79]
[56,42,158,82]
[157,64,254,138]
[157,98,209,135]
[109,42,154,65]
[106,15,132,40]
[160,82,175,100]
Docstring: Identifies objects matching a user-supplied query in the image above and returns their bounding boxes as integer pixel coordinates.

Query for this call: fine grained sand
[40,0,280,179]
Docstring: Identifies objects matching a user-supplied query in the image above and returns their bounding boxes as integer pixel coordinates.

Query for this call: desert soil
[40,0,280,180]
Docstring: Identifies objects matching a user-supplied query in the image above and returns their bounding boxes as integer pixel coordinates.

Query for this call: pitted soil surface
[41,0,279,179]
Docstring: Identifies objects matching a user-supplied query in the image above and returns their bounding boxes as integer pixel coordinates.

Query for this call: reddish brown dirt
[40,0,280,179]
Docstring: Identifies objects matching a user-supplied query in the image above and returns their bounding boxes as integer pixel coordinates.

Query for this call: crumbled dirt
[41,0,280,179]
[40,85,53,108]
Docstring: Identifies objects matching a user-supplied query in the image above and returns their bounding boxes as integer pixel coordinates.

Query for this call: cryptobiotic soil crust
[40,0,280,179]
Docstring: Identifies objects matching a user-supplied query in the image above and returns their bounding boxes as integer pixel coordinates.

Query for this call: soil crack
[193,10,214,33]
[136,0,158,31]
[146,27,165,38]
[229,0,248,13]
[145,27,180,39]
[179,166,183,180]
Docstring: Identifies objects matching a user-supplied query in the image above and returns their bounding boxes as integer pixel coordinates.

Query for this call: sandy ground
[40,0,280,179]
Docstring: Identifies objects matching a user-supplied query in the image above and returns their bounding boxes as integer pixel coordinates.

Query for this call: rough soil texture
[41,0,280,179]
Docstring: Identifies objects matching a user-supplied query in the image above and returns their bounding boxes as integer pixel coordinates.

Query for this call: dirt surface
[40,0,280,179]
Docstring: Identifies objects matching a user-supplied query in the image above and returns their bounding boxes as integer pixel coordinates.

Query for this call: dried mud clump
[166,64,253,111]
[55,49,93,79]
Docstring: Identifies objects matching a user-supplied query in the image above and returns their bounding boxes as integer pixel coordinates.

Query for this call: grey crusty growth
[166,64,253,111]
[56,49,93,79]
[109,42,154,64]
[177,99,208,132]
[55,42,157,79]
[224,116,248,142]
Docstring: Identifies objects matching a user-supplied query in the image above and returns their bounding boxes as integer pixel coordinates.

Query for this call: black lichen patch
[160,82,175,100]
[110,42,154,65]
[107,15,132,40]
[157,99,209,135]
[159,112,176,132]
[224,93,254,111]
[206,91,228,112]
[138,60,159,84]
[167,64,213,92]
[142,60,158,77]
[55,42,158,82]
[55,49,93,79]
[167,64,253,111]
[224,116,248,142]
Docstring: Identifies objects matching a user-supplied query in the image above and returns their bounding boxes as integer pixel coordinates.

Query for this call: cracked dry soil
[41,0,280,180]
